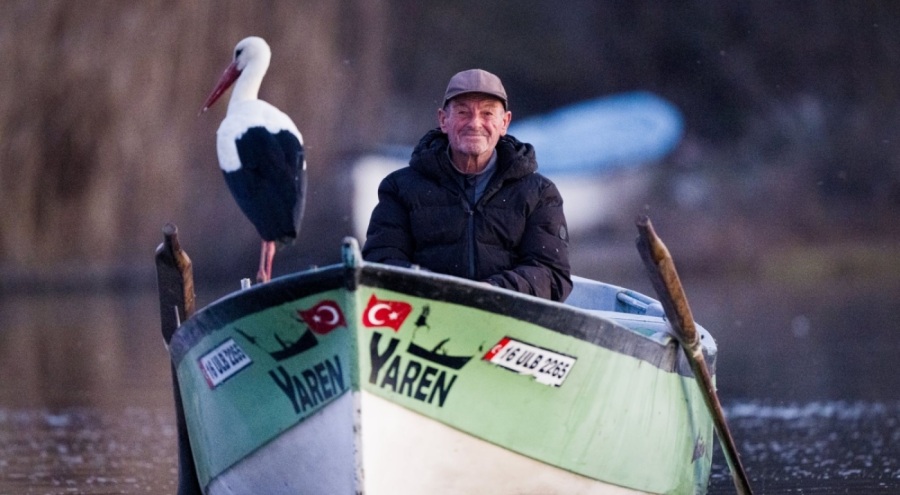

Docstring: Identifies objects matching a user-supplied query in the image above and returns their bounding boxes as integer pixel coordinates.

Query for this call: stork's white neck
[228,53,271,111]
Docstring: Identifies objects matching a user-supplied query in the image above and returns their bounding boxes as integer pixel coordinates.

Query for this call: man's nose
[465,115,485,128]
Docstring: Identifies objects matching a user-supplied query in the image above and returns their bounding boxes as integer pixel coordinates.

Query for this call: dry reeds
[0,1,389,279]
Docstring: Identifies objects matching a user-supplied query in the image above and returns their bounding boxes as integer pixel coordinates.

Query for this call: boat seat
[565,275,665,317]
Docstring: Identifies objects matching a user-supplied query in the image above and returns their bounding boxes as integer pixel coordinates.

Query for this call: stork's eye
[235,48,243,58]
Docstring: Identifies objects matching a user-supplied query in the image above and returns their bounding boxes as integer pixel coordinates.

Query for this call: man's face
[438,94,511,161]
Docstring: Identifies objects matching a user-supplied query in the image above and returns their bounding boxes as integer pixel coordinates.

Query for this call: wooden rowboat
[160,235,717,494]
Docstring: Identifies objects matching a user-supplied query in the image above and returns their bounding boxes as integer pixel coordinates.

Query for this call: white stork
[200,36,306,283]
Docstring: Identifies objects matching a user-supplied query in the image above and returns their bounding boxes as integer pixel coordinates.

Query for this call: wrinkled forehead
[445,93,507,110]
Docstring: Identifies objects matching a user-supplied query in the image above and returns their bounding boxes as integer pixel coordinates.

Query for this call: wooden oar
[155,223,202,495]
[635,215,753,495]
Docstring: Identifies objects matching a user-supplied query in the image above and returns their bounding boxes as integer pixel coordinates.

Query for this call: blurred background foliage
[1,1,898,289]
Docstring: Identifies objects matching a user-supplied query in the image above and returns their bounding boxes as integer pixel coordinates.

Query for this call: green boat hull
[170,239,716,494]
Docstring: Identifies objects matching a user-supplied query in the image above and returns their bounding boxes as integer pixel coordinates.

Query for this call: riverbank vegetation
[1,1,898,290]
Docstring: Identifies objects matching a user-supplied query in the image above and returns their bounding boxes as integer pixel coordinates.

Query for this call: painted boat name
[269,355,346,415]
[369,333,457,407]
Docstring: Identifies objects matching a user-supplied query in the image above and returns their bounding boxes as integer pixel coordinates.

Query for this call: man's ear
[500,110,512,135]
[437,107,448,132]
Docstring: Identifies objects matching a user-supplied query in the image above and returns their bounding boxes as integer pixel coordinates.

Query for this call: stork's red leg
[257,240,276,283]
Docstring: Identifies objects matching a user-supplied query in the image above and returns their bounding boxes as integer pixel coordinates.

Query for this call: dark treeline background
[1,1,898,289]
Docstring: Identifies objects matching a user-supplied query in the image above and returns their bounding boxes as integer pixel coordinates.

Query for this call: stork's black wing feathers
[225,126,306,244]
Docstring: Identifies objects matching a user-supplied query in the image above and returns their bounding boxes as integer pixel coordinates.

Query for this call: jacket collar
[410,129,537,184]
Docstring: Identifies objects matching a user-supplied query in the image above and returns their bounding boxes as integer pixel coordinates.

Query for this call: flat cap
[443,69,508,108]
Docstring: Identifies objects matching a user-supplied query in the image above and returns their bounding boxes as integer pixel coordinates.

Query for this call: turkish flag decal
[362,294,413,331]
[297,300,346,335]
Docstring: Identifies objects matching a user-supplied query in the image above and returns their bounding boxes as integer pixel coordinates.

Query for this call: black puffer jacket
[362,129,572,302]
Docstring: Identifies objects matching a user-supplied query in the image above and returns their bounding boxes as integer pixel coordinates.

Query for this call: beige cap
[443,69,508,109]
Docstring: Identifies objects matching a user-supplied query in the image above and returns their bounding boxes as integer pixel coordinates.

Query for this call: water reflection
[683,277,900,402]
[0,291,178,493]
[1,276,899,493]
[0,292,172,408]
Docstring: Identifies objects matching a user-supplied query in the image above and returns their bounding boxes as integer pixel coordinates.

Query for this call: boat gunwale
[170,261,714,377]
[168,263,347,365]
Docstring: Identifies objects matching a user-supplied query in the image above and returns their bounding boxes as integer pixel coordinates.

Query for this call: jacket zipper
[466,203,476,279]
[467,179,502,280]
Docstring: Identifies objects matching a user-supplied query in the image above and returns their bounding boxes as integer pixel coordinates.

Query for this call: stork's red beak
[199,61,241,115]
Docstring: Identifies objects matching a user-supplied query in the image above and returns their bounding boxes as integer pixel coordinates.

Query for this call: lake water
[1,274,898,494]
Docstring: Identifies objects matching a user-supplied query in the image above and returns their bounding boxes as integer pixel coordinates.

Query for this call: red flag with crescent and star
[297,300,346,335]
[362,294,413,331]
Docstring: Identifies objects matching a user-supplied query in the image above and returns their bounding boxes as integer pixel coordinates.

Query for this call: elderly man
[362,69,572,302]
